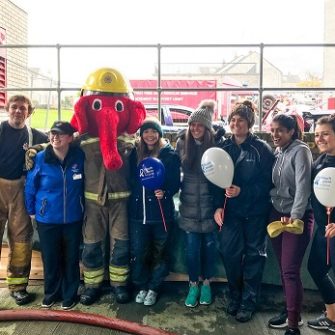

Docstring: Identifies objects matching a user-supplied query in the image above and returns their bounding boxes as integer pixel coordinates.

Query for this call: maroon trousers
[270,207,314,329]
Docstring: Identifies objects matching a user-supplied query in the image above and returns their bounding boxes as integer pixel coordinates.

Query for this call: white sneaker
[135,290,148,303]
[143,290,158,306]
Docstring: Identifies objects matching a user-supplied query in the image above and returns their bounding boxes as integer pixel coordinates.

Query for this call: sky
[12,0,324,45]
[9,0,327,85]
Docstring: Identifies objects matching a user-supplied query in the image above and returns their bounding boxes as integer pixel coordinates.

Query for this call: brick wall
[0,0,28,95]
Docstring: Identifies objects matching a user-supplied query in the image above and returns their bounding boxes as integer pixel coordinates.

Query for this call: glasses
[49,131,67,137]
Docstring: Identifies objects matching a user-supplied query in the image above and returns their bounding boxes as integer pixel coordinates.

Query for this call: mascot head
[71,67,146,170]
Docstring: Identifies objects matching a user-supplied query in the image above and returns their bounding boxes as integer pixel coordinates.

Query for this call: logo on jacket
[71,164,80,173]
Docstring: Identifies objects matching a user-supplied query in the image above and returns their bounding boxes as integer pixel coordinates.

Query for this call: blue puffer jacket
[25,145,85,224]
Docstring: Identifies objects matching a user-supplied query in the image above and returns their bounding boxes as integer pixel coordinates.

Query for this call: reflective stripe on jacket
[80,135,135,206]
[85,191,131,201]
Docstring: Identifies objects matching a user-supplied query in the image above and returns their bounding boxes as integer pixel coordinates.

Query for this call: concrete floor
[0,280,326,335]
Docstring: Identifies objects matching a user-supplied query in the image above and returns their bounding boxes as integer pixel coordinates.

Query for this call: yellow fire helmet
[81,67,134,97]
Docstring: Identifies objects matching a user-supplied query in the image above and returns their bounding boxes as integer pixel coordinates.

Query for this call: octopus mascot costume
[71,68,146,304]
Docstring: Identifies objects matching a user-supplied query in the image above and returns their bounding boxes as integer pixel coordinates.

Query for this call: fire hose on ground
[0,309,177,335]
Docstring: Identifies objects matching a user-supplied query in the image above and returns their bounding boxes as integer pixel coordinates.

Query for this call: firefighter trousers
[0,177,33,292]
[81,199,129,288]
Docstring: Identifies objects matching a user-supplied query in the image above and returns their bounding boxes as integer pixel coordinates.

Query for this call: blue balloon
[137,157,165,190]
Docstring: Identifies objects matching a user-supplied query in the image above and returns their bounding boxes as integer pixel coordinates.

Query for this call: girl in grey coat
[176,100,222,308]
[268,114,314,335]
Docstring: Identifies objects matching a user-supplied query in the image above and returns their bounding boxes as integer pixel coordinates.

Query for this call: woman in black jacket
[129,117,181,306]
[214,101,274,322]
[307,114,335,332]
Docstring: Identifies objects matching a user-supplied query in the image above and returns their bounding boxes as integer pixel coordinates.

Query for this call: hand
[325,223,335,238]
[225,185,241,198]
[25,143,48,170]
[214,208,224,227]
[280,216,292,225]
[25,148,37,170]
[154,189,165,200]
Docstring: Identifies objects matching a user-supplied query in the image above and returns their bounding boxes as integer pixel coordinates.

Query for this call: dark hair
[181,127,214,170]
[315,113,335,133]
[5,95,34,115]
[136,137,165,163]
[139,117,163,138]
[272,113,302,140]
[228,100,256,129]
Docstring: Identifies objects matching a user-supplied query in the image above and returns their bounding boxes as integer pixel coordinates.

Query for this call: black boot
[114,286,130,304]
[80,287,100,306]
[10,290,34,305]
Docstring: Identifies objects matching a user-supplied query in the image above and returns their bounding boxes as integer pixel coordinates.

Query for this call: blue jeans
[130,220,169,292]
[185,231,217,282]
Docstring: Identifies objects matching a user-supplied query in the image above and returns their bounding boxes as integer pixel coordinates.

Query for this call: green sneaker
[199,284,212,305]
[185,285,200,308]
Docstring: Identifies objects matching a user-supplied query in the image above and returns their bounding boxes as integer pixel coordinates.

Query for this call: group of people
[1,94,335,335]
[177,99,335,335]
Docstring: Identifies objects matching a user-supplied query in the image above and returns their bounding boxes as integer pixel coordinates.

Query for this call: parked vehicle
[144,104,227,133]
[145,104,192,125]
[144,104,191,133]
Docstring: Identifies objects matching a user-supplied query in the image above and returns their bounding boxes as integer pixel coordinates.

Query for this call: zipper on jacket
[80,196,84,213]
[142,186,146,225]
[39,199,47,216]
[197,172,201,226]
[60,165,67,223]
[273,149,286,213]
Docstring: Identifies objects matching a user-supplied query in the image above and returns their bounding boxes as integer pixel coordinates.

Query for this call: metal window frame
[0,42,335,130]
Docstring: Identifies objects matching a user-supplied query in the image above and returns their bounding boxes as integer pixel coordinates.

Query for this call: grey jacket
[270,139,312,219]
[176,138,219,233]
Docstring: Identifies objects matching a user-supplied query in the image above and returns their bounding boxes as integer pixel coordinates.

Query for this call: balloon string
[219,196,228,232]
[326,207,333,265]
[157,199,167,233]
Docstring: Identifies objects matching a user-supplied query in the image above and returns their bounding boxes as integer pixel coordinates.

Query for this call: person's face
[229,114,249,137]
[7,100,30,128]
[270,121,294,148]
[49,131,73,150]
[142,128,160,148]
[315,123,335,155]
[189,122,206,140]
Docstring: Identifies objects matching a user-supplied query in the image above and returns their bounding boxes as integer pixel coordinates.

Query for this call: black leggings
[308,227,335,304]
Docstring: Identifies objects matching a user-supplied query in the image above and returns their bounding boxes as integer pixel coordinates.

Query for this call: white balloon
[201,147,234,189]
[313,167,335,208]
